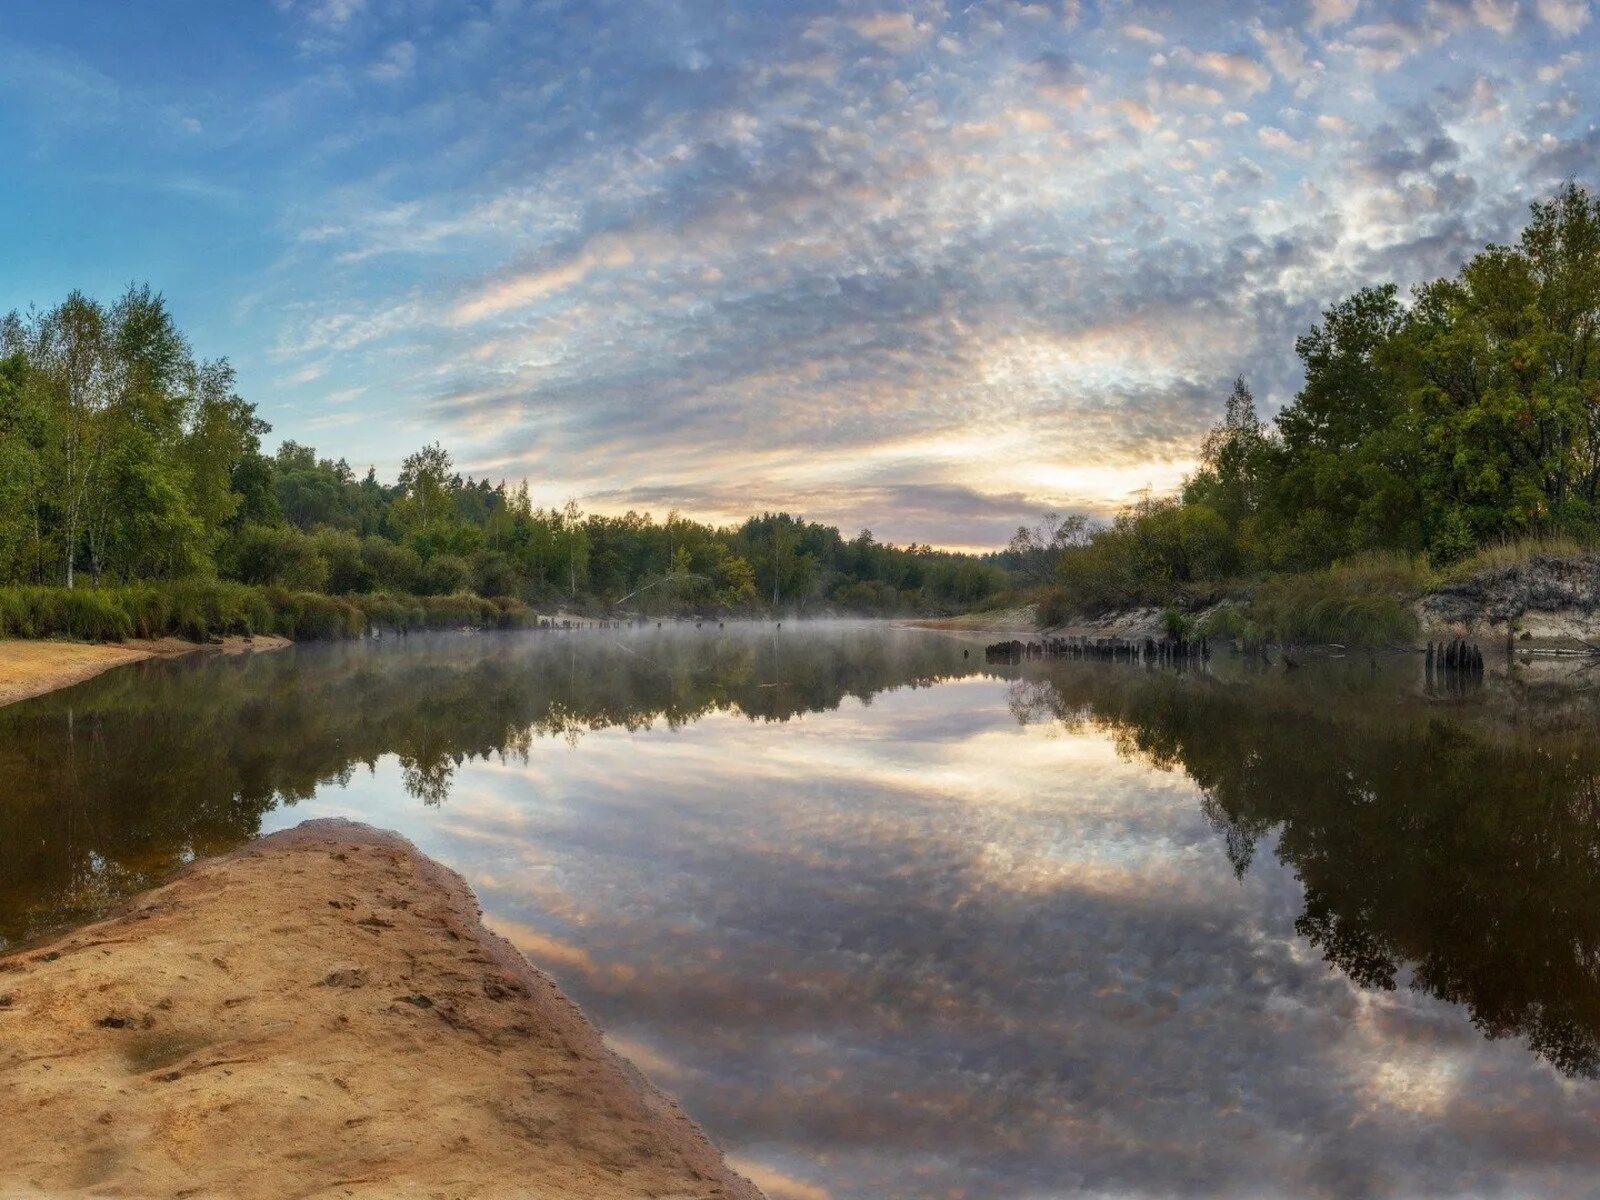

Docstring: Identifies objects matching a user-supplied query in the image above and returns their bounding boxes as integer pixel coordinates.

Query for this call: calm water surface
[4,622,1600,1199]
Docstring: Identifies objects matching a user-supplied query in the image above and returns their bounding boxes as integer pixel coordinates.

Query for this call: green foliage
[421,554,471,597]
[1161,607,1192,640]
[222,523,331,592]
[0,581,535,644]
[1195,604,1258,643]
[1056,496,1236,611]
[0,287,1010,624]
[1048,183,1600,629]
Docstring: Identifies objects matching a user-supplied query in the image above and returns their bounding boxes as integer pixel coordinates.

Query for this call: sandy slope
[0,635,290,709]
[902,604,1039,634]
[0,820,762,1200]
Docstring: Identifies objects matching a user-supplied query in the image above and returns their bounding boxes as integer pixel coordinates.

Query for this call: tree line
[0,291,1007,615]
[1041,182,1600,612]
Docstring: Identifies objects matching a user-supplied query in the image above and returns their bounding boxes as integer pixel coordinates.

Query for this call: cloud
[843,11,936,52]
[1308,0,1363,25]
[451,238,638,324]
[726,1160,833,1200]
[1535,0,1592,33]
[1332,19,1444,70]
[1258,125,1309,153]
[25,0,1588,551]
[1445,0,1523,34]
[368,40,416,83]
[1250,22,1321,88]
[275,0,365,27]
[1186,49,1273,94]
[1109,97,1160,130]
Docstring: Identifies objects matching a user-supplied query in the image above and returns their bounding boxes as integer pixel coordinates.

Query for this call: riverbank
[0,818,762,1199]
[0,635,292,709]
[904,603,1039,634]
[1040,551,1600,651]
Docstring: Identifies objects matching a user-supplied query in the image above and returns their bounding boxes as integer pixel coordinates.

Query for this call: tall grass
[0,582,537,643]
[1250,552,1430,646]
[1440,532,1599,582]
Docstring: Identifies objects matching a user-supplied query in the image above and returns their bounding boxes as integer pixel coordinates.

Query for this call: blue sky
[3,0,1597,548]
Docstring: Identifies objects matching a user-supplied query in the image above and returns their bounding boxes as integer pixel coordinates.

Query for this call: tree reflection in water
[0,623,973,948]
[9,625,1600,1087]
[1008,658,1600,1078]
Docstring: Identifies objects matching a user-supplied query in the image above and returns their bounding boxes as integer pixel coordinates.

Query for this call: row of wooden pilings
[984,635,1210,665]
[534,617,737,631]
[1426,638,1484,674]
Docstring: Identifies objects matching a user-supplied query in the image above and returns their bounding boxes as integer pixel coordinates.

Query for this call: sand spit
[0,819,762,1200]
[0,635,290,709]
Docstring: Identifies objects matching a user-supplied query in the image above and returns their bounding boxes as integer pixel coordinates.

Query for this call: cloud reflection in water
[275,654,1600,1200]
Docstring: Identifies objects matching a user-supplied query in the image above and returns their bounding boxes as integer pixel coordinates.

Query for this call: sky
[2,1,1598,549]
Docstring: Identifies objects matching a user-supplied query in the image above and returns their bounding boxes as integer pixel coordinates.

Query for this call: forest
[1039,182,1600,633]
[0,292,1007,639]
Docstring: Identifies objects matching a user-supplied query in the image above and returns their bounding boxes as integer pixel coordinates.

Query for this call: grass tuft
[1250,553,1429,646]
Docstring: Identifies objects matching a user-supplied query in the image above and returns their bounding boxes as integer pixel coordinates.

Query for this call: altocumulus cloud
[4,0,1598,546]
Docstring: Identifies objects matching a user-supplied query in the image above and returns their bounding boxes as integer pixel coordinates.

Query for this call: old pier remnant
[1426,638,1484,677]
[983,635,1209,666]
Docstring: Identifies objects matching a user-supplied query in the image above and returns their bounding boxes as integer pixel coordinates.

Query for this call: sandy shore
[0,635,290,709]
[902,604,1039,635]
[0,819,762,1199]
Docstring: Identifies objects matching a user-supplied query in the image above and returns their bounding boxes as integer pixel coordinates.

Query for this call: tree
[397,442,454,530]
[0,286,1011,611]
[560,500,588,598]
[1007,511,1090,585]
[1384,184,1600,559]
[0,352,43,580]
[28,292,115,587]
[183,358,268,539]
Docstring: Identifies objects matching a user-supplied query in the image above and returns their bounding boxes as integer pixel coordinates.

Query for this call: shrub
[280,592,364,640]
[361,538,424,593]
[53,589,135,641]
[1055,497,1239,612]
[1196,604,1259,642]
[470,551,521,599]
[223,523,330,592]
[0,579,535,644]
[1161,607,1192,640]
[312,527,373,594]
[421,554,471,597]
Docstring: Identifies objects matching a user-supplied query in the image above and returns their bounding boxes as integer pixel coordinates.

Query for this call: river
[3,621,1598,1198]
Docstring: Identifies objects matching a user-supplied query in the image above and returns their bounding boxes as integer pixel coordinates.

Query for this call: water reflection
[1012,659,1600,1080]
[4,626,1600,1197]
[0,624,973,946]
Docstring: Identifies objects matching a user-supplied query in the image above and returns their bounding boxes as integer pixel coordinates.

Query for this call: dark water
[5,623,1600,1199]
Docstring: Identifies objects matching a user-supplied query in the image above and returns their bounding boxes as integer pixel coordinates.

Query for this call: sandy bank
[903,604,1038,635]
[0,634,290,709]
[0,819,762,1200]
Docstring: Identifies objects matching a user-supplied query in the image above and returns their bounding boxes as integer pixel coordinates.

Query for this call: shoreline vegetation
[0,287,1007,630]
[17,184,1599,659]
[1028,184,1600,651]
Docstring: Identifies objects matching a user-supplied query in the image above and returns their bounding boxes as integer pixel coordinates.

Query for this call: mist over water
[5,622,1600,1198]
